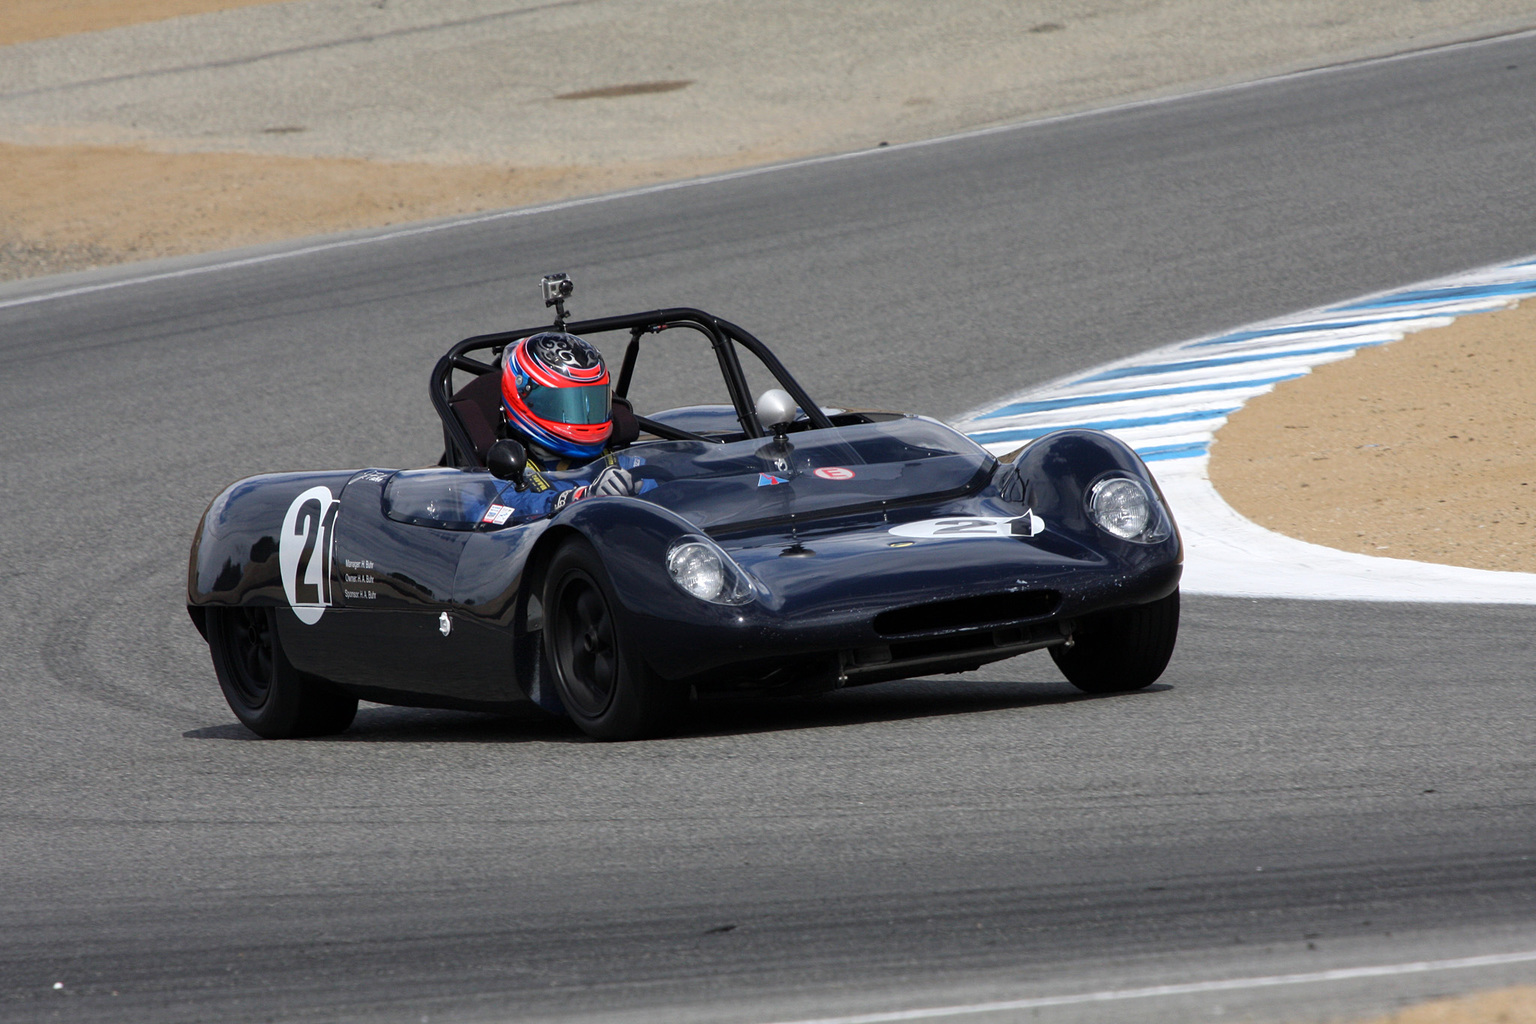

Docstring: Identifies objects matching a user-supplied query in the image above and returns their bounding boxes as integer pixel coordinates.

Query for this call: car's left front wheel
[542,539,681,740]
[206,606,358,738]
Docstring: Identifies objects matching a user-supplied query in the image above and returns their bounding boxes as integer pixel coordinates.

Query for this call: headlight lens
[666,538,755,605]
[1088,477,1152,540]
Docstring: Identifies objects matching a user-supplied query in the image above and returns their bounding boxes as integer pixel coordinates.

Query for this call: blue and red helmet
[500,332,612,459]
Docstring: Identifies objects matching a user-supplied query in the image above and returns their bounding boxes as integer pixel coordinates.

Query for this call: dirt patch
[0,140,801,279]
[1210,301,1536,573]
[7,0,1536,281]
[1346,985,1536,1023]
[0,0,293,46]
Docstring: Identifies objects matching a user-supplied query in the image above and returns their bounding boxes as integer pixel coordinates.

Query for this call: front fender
[491,497,736,703]
[1008,429,1182,599]
[545,497,709,621]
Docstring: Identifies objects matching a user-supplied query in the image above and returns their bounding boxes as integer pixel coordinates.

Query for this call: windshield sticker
[889,512,1046,540]
[279,486,339,624]
[757,473,788,487]
[814,466,855,480]
[481,504,514,525]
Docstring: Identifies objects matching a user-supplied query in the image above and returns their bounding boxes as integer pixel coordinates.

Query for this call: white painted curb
[954,257,1536,604]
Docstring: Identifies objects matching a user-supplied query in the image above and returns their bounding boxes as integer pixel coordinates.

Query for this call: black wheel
[542,539,680,740]
[1051,589,1180,693]
[206,606,358,738]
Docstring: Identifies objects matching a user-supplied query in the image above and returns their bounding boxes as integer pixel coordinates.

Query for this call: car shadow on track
[182,703,570,742]
[680,678,1171,738]
[183,679,1171,742]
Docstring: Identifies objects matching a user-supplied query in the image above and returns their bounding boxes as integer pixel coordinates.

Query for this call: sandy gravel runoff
[1350,986,1536,1024]
[1211,301,1536,574]
[5,0,1536,279]
[0,0,292,47]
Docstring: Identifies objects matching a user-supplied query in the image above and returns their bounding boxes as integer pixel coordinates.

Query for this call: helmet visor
[523,380,611,425]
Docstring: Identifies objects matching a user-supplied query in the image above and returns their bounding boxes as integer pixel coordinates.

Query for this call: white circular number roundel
[279,486,339,625]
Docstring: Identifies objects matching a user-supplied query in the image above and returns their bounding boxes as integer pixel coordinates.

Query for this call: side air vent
[873,590,1061,637]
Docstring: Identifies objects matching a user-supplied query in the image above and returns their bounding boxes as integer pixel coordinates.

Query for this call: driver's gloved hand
[552,466,639,512]
[589,465,637,497]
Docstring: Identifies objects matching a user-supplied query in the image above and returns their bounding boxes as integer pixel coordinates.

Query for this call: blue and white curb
[953,257,1536,604]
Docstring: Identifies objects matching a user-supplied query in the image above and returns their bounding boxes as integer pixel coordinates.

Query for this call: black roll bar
[430,308,833,468]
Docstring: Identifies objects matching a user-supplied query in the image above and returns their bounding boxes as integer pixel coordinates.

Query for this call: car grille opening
[873,590,1060,637]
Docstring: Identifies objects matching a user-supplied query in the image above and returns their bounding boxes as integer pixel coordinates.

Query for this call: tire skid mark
[41,552,215,720]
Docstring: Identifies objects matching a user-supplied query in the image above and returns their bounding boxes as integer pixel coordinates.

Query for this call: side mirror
[755,389,798,433]
[486,439,527,483]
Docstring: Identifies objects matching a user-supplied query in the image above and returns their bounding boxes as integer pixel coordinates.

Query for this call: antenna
[540,272,574,330]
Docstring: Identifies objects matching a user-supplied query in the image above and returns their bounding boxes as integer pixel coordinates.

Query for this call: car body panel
[190,304,1181,725]
[190,419,1180,710]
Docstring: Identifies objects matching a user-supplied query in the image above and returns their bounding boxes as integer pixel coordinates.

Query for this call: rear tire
[206,606,358,738]
[1051,589,1179,693]
[542,539,681,740]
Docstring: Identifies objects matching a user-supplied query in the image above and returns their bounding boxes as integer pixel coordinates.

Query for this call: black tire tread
[1050,589,1179,693]
[207,607,358,738]
[542,539,682,740]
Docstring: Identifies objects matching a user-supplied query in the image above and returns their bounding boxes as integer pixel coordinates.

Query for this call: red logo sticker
[814,466,855,480]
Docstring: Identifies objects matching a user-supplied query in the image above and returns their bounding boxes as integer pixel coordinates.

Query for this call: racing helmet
[500,331,612,459]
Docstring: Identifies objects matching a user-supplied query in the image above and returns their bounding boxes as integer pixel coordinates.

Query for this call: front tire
[1051,589,1179,693]
[206,606,358,738]
[542,539,680,740]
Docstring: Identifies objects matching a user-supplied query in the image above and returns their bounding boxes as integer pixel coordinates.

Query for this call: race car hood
[628,417,995,534]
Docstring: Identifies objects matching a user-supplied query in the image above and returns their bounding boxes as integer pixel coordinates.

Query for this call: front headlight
[666,537,756,605]
[1087,477,1153,540]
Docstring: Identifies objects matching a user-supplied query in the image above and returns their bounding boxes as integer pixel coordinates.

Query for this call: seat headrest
[609,396,639,449]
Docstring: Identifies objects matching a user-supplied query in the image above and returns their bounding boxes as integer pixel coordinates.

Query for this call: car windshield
[631,418,994,533]
[382,469,512,530]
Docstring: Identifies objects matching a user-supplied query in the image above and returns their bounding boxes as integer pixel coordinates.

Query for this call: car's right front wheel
[1050,589,1179,693]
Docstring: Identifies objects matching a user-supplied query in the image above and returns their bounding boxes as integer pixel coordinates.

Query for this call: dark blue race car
[188,283,1182,740]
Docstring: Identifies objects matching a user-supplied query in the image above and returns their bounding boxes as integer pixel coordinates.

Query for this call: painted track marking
[954,256,1536,604]
[761,949,1536,1024]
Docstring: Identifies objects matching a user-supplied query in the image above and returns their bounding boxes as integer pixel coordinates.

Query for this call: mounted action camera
[540,272,574,329]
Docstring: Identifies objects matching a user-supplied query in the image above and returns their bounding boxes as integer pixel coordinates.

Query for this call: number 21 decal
[279,486,340,624]
[888,512,1045,540]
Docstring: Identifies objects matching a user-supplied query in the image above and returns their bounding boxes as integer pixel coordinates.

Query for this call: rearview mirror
[755,389,797,433]
[486,439,527,483]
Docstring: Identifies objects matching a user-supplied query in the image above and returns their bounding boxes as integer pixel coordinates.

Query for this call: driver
[491,331,651,518]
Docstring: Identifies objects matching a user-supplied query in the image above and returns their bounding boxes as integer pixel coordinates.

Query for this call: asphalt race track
[3,31,1536,1024]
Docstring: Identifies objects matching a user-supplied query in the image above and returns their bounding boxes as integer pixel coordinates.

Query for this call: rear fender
[186,471,360,615]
